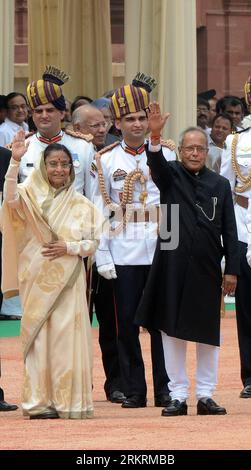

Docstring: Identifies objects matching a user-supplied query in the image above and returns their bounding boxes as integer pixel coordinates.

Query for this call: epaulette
[160,138,176,151]
[92,141,120,179]
[232,127,251,135]
[65,127,93,142]
[97,140,120,156]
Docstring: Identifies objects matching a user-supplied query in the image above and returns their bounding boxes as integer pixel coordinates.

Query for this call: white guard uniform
[220,128,251,243]
[90,140,176,266]
[19,131,94,195]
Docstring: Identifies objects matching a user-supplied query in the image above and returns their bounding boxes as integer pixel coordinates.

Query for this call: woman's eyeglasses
[46,162,72,169]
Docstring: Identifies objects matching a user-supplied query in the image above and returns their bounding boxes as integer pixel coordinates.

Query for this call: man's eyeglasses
[8,104,27,111]
[197,107,209,114]
[181,146,208,155]
[46,162,72,169]
[88,122,108,130]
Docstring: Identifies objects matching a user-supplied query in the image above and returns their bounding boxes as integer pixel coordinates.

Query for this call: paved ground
[0,311,251,450]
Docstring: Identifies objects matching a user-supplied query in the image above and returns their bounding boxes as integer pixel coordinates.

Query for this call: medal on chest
[72,153,80,168]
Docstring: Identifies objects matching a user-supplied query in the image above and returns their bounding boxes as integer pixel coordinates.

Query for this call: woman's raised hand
[11,129,29,162]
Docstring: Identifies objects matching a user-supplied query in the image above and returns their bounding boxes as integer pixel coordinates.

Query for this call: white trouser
[161,332,219,402]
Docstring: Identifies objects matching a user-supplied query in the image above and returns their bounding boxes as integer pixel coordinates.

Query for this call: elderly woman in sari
[1,129,103,419]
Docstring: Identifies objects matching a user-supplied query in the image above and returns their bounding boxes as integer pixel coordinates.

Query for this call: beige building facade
[197,0,251,98]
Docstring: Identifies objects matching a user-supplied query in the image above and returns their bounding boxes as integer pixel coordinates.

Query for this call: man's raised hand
[147,102,170,135]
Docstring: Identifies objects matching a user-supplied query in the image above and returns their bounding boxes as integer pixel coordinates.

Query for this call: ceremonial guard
[221,76,251,399]
[90,80,176,407]
[19,65,93,196]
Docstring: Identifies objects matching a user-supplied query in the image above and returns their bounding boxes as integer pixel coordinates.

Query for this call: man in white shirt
[207,113,233,173]
[0,93,29,147]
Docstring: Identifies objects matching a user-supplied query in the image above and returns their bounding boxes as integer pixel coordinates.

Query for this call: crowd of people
[0,67,251,418]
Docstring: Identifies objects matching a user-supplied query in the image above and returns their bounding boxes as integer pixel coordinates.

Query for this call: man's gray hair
[178,126,208,147]
[71,106,85,125]
[71,104,96,125]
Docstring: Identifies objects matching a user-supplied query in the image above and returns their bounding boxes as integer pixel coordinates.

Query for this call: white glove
[97,263,117,280]
[246,245,251,267]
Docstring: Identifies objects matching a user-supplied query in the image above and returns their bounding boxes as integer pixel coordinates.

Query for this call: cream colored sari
[1,155,102,418]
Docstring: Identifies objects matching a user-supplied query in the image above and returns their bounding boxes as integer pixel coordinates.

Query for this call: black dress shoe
[29,410,59,419]
[240,385,251,398]
[197,398,227,415]
[0,400,18,411]
[154,393,171,407]
[161,399,187,416]
[121,395,147,408]
[107,391,126,403]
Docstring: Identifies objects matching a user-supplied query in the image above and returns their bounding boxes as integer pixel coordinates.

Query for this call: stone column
[124,0,197,144]
[28,0,113,100]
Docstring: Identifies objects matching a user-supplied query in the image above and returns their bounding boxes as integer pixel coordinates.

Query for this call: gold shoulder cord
[231,134,251,193]
[65,128,93,142]
[95,152,148,235]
